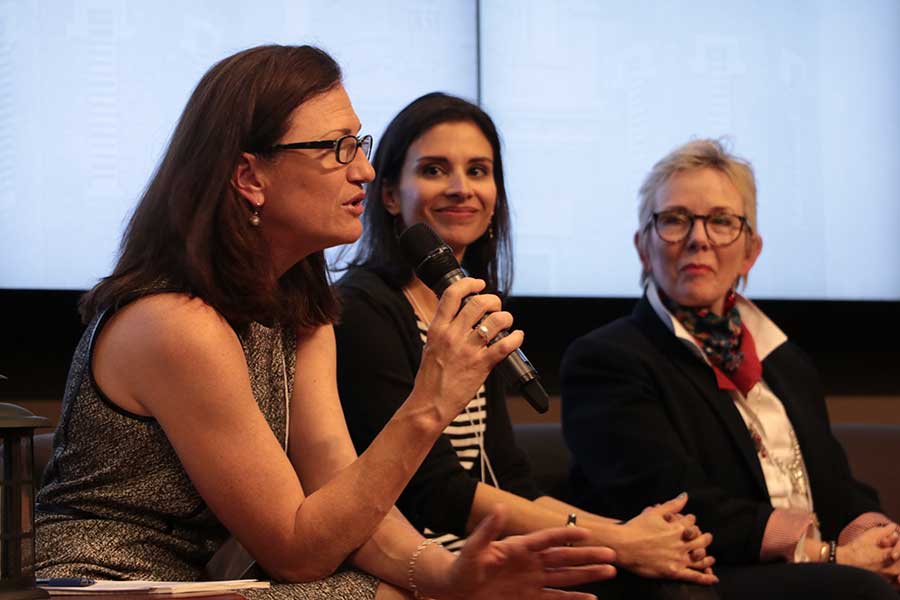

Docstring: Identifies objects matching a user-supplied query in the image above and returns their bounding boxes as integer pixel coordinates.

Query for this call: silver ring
[475,323,491,344]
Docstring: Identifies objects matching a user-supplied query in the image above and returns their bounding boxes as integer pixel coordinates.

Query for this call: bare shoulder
[94,293,244,415]
[296,322,335,352]
[102,293,239,358]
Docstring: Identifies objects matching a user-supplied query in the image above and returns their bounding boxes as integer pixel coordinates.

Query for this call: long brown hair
[348,92,513,295]
[81,45,343,329]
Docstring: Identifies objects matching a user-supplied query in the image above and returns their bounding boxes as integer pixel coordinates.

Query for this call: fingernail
[677,491,687,499]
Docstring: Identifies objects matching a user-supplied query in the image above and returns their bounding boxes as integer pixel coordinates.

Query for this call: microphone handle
[431,271,550,413]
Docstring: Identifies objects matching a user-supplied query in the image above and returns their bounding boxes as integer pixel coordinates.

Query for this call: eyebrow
[663,205,738,213]
[315,123,362,139]
[415,155,493,164]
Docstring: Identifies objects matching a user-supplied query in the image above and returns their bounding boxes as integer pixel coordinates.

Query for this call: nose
[348,150,375,184]
[445,169,473,198]
[685,216,711,248]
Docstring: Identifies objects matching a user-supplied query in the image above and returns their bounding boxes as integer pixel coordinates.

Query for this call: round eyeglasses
[265,133,373,165]
[650,209,749,246]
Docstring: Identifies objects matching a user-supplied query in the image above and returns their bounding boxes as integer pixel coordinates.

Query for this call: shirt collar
[645,280,787,362]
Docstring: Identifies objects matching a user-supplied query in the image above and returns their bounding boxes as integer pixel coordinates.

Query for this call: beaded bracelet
[828,540,838,563]
[408,538,442,600]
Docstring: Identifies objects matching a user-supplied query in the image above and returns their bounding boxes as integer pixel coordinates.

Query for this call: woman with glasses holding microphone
[561,138,900,599]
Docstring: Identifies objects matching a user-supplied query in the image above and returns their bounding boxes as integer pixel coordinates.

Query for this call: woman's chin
[668,286,726,312]
[427,223,485,250]
[329,224,364,249]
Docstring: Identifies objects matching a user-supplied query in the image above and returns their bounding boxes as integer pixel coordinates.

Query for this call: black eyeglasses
[264,133,373,165]
[649,209,750,246]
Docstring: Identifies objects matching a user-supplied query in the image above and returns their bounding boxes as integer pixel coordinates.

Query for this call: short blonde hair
[636,138,758,288]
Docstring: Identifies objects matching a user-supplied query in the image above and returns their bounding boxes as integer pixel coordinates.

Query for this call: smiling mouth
[436,207,478,214]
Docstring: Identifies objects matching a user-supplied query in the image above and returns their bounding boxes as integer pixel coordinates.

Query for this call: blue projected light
[0,1,477,290]
[481,0,900,300]
[3,1,898,301]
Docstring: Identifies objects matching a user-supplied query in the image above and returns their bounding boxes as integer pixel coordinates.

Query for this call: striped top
[414,316,492,552]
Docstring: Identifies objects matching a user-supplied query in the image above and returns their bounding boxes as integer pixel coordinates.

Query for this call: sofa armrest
[832,423,900,522]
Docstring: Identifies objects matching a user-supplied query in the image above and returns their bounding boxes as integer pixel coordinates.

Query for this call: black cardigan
[561,295,881,565]
[334,267,541,537]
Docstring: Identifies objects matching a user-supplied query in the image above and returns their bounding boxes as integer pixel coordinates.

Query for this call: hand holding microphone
[400,223,549,413]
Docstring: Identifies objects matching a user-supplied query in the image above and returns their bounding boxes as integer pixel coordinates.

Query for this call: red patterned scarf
[662,292,762,395]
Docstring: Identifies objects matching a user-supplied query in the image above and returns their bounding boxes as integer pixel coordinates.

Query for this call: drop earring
[726,288,736,306]
[249,204,261,227]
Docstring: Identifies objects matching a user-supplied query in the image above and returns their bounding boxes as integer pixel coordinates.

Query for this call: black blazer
[560,295,881,565]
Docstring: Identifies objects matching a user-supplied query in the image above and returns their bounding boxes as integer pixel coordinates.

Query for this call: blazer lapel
[760,353,822,497]
[632,297,769,496]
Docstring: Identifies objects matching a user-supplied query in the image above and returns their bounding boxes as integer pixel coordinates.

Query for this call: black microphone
[398,222,549,414]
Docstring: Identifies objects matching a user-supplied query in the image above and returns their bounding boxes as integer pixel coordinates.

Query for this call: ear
[381,183,401,216]
[634,230,651,273]
[741,233,763,276]
[232,152,268,209]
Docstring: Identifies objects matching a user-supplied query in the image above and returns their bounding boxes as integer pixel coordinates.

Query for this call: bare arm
[287,322,455,590]
[94,280,522,583]
[533,496,621,525]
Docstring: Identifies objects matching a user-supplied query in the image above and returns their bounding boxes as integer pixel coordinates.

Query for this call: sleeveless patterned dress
[35,297,378,599]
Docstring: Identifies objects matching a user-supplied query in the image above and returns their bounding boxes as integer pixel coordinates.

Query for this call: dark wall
[505,296,899,396]
[2,290,85,401]
[1,289,898,402]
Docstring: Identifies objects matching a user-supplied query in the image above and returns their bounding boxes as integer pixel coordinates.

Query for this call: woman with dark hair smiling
[34,46,616,600]
[335,92,719,597]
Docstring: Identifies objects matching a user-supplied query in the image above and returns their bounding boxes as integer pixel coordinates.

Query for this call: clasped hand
[838,523,900,588]
[613,492,718,585]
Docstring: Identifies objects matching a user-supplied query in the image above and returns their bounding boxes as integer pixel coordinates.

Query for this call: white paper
[40,579,271,595]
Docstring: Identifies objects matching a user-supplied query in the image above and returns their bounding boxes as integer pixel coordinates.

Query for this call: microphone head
[398,222,444,265]
[398,223,464,293]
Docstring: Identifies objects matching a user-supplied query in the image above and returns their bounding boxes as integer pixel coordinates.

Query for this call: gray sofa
[513,422,900,521]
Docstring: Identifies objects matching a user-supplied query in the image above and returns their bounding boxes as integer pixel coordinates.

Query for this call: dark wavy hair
[348,92,513,295]
[80,45,343,329]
